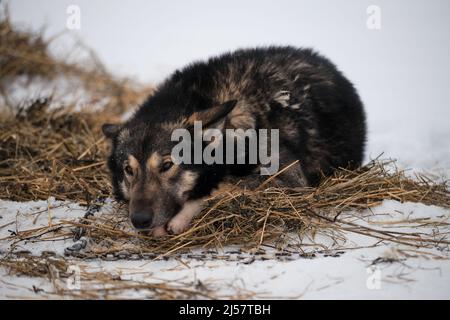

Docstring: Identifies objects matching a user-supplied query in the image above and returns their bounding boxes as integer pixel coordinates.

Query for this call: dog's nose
[130,212,153,230]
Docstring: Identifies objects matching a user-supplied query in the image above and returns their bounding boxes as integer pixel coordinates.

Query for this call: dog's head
[102,100,239,232]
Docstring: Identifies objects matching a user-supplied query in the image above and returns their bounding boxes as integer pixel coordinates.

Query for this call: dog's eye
[161,160,173,172]
[124,165,133,176]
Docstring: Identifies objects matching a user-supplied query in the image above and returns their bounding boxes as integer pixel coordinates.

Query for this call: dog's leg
[151,225,168,237]
[166,199,204,235]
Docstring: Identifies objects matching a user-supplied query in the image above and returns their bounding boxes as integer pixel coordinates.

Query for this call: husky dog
[102,46,366,236]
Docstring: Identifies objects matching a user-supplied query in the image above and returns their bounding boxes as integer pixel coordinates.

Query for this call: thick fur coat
[102,46,366,234]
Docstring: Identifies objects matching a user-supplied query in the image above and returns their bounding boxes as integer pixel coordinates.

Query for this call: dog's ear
[187,100,238,129]
[102,123,121,139]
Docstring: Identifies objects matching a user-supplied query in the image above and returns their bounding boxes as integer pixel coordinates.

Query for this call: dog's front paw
[151,225,168,237]
[166,217,190,235]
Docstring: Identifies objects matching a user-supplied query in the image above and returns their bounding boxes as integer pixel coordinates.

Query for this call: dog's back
[141,46,366,185]
[103,46,367,234]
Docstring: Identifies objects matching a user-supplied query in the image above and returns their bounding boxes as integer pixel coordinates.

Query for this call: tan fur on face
[123,155,140,185]
[125,152,199,231]
[177,170,199,198]
[146,152,179,180]
[162,154,179,179]
[162,154,173,163]
[118,155,138,200]
[146,152,162,172]
[128,155,139,172]
[120,180,130,200]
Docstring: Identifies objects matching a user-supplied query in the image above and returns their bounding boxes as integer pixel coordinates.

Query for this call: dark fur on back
[106,46,366,203]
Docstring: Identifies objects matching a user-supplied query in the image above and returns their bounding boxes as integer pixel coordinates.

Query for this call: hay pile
[1,98,112,203]
[2,164,449,300]
[0,9,151,204]
[60,160,449,258]
[2,160,449,261]
[0,253,250,299]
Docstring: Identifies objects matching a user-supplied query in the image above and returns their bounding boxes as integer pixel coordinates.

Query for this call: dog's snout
[130,212,153,230]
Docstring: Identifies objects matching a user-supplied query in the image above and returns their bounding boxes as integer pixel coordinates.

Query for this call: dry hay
[0,7,151,204]
[1,158,449,299]
[1,98,113,203]
[61,159,449,258]
[1,159,449,261]
[0,253,252,299]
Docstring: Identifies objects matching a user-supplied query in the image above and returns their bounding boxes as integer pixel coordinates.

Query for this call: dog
[102,46,366,236]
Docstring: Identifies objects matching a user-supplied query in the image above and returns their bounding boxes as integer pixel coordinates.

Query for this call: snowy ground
[1,0,450,299]
[1,196,449,299]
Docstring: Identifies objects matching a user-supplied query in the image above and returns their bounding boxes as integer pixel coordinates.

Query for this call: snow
[1,0,450,299]
[1,198,449,299]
